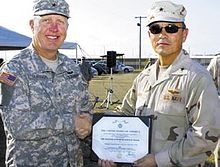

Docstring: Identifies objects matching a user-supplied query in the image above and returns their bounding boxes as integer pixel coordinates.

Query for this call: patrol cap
[146,1,187,26]
[33,0,70,18]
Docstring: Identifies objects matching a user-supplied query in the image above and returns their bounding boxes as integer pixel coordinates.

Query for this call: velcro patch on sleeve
[0,72,17,86]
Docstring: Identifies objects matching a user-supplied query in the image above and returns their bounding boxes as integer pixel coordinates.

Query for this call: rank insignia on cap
[0,72,17,86]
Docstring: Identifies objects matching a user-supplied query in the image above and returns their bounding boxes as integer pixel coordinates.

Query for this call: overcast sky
[1,0,220,59]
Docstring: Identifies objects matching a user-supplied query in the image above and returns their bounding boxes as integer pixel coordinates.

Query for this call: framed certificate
[91,113,152,164]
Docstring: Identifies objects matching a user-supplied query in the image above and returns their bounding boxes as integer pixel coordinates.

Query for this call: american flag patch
[0,72,17,86]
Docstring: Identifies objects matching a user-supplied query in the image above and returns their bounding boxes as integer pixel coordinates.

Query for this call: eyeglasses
[149,24,185,34]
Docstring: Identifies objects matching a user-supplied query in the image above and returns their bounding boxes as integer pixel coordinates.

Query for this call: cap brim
[147,16,184,26]
[34,10,70,18]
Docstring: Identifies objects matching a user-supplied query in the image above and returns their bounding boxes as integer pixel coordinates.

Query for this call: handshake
[74,113,92,139]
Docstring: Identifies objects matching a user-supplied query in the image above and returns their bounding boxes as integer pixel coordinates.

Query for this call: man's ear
[29,20,34,32]
[182,28,189,42]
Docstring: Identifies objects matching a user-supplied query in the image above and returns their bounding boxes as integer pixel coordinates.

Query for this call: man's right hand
[74,113,92,139]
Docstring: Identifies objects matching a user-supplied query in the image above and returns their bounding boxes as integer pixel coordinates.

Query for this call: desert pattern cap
[33,0,70,18]
[146,1,186,26]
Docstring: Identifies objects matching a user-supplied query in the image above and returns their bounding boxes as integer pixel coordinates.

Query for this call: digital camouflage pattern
[118,50,220,166]
[0,45,93,167]
[33,0,70,18]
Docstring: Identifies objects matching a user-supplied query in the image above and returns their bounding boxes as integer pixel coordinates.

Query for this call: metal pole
[139,17,141,70]
[135,16,147,70]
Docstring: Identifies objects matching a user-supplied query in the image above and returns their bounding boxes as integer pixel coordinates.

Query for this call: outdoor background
[89,72,138,111]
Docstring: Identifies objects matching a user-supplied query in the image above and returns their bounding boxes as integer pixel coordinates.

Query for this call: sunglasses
[149,24,185,34]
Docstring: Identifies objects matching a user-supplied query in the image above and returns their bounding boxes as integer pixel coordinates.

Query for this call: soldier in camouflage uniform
[207,54,220,96]
[79,57,93,83]
[0,0,93,166]
[98,1,220,167]
[207,54,220,166]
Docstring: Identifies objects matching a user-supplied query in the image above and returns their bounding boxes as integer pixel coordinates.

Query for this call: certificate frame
[91,113,153,164]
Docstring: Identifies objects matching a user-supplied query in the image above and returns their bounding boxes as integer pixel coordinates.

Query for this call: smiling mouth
[47,36,58,40]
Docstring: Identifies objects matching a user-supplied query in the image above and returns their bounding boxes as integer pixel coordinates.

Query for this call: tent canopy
[0,26,77,50]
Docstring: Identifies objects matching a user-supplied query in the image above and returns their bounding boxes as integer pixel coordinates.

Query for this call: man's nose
[49,23,58,32]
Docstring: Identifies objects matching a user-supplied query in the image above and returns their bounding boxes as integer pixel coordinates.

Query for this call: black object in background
[107,51,116,68]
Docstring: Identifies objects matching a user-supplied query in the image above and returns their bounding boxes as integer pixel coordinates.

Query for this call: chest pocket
[28,75,52,111]
[157,83,186,114]
[63,72,80,91]
[155,88,187,139]
[58,72,81,100]
[53,71,84,112]
[135,83,153,116]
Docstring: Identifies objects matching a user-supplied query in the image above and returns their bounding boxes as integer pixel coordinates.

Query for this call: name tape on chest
[163,89,183,103]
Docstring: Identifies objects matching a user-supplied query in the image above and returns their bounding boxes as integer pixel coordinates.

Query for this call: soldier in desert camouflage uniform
[207,54,220,166]
[0,0,93,166]
[208,54,220,96]
[98,1,220,167]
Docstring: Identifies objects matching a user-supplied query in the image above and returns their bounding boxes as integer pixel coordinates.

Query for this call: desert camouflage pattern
[207,54,220,166]
[0,45,93,167]
[119,50,220,166]
[207,54,220,95]
[146,1,186,26]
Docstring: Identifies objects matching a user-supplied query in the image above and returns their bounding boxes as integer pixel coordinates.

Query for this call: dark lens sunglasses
[149,24,185,34]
